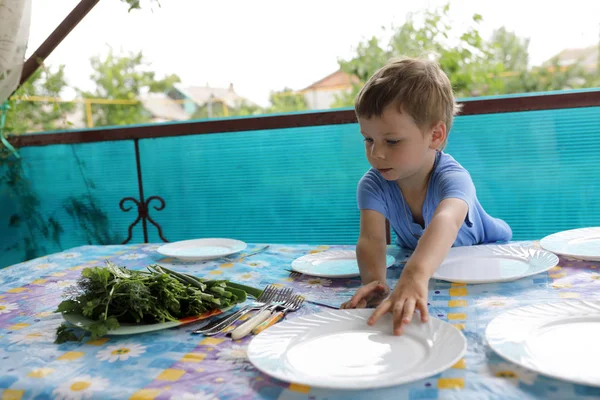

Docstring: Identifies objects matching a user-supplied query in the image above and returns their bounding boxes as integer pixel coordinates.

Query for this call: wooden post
[14,0,100,93]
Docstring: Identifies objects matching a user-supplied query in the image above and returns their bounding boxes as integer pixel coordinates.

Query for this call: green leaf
[225,286,247,304]
[226,282,262,299]
[55,300,81,313]
[54,324,83,344]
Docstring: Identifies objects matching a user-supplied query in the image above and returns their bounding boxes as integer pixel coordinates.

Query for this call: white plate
[62,306,233,335]
[157,238,247,261]
[486,300,600,387]
[540,227,600,261]
[291,250,396,278]
[247,309,466,390]
[432,244,559,284]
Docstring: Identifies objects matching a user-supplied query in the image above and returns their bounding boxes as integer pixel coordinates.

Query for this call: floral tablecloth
[1,242,600,400]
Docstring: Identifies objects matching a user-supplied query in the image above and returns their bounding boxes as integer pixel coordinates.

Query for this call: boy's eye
[386,140,400,145]
[363,138,374,143]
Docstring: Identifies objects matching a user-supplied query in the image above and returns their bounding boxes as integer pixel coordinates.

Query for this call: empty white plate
[247,309,466,390]
[540,227,600,261]
[486,300,600,387]
[291,250,396,278]
[157,238,247,261]
[433,244,559,284]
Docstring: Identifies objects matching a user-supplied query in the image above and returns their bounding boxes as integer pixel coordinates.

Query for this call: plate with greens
[55,261,261,341]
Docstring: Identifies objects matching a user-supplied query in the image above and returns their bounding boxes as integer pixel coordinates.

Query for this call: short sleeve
[435,169,476,227]
[357,171,388,217]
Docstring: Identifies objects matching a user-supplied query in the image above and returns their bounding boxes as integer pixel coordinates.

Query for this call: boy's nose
[370,144,385,159]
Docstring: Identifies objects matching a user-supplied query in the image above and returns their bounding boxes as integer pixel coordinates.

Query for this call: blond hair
[354,57,462,149]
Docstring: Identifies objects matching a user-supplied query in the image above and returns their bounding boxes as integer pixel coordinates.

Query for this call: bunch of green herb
[55,261,260,342]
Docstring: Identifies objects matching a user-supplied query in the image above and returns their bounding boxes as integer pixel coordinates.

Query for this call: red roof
[301,69,359,91]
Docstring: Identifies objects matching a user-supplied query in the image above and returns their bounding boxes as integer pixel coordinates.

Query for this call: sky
[26,0,600,106]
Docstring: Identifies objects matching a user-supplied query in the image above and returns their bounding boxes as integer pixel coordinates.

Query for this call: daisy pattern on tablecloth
[140,244,162,252]
[45,280,77,290]
[33,262,60,270]
[299,277,332,288]
[8,329,55,345]
[216,344,248,365]
[481,362,538,385]
[54,252,82,260]
[474,296,518,308]
[96,343,147,362]
[246,260,270,268]
[52,375,109,400]
[118,253,148,260]
[170,392,219,400]
[233,271,260,281]
[0,302,18,314]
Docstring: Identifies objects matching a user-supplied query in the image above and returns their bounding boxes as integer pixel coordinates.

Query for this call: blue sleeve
[357,171,388,217]
[435,169,476,227]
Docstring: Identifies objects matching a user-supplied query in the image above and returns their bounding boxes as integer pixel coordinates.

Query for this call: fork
[252,294,305,335]
[192,284,277,335]
[287,269,302,279]
[230,287,293,340]
[224,245,270,263]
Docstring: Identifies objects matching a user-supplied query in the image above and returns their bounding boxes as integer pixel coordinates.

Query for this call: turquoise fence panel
[447,106,600,240]
[1,101,599,268]
[139,123,368,245]
[0,141,140,268]
[138,106,600,247]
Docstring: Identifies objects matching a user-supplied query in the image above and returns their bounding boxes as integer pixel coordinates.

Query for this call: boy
[340,58,512,335]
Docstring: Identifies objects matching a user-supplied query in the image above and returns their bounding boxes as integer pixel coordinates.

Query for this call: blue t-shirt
[357,151,512,249]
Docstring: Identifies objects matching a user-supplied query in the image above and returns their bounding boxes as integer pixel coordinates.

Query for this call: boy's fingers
[374,283,387,293]
[401,299,416,324]
[356,298,368,309]
[417,299,429,322]
[350,281,378,306]
[368,299,390,326]
[392,299,407,335]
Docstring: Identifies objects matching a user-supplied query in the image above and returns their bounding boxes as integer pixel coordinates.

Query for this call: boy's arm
[340,209,390,309]
[356,209,388,284]
[402,197,468,279]
[368,197,468,334]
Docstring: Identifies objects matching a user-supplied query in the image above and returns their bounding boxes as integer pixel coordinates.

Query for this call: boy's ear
[429,121,447,149]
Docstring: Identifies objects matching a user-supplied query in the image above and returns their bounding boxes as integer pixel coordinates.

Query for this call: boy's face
[358,104,443,182]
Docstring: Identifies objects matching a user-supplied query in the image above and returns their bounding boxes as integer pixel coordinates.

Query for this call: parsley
[54,261,260,341]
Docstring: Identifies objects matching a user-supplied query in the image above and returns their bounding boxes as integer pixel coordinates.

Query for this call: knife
[303,299,340,309]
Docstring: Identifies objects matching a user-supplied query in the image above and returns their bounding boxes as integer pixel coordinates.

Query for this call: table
[1,242,599,400]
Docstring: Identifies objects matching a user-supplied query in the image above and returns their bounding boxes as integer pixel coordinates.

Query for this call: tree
[81,49,180,127]
[489,28,590,93]
[334,3,595,106]
[488,27,531,93]
[121,0,160,11]
[334,4,504,107]
[521,58,590,92]
[490,27,530,72]
[266,88,308,113]
[4,65,74,135]
[236,100,264,116]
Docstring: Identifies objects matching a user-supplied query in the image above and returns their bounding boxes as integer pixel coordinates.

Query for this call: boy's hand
[340,280,390,309]
[367,270,429,335]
